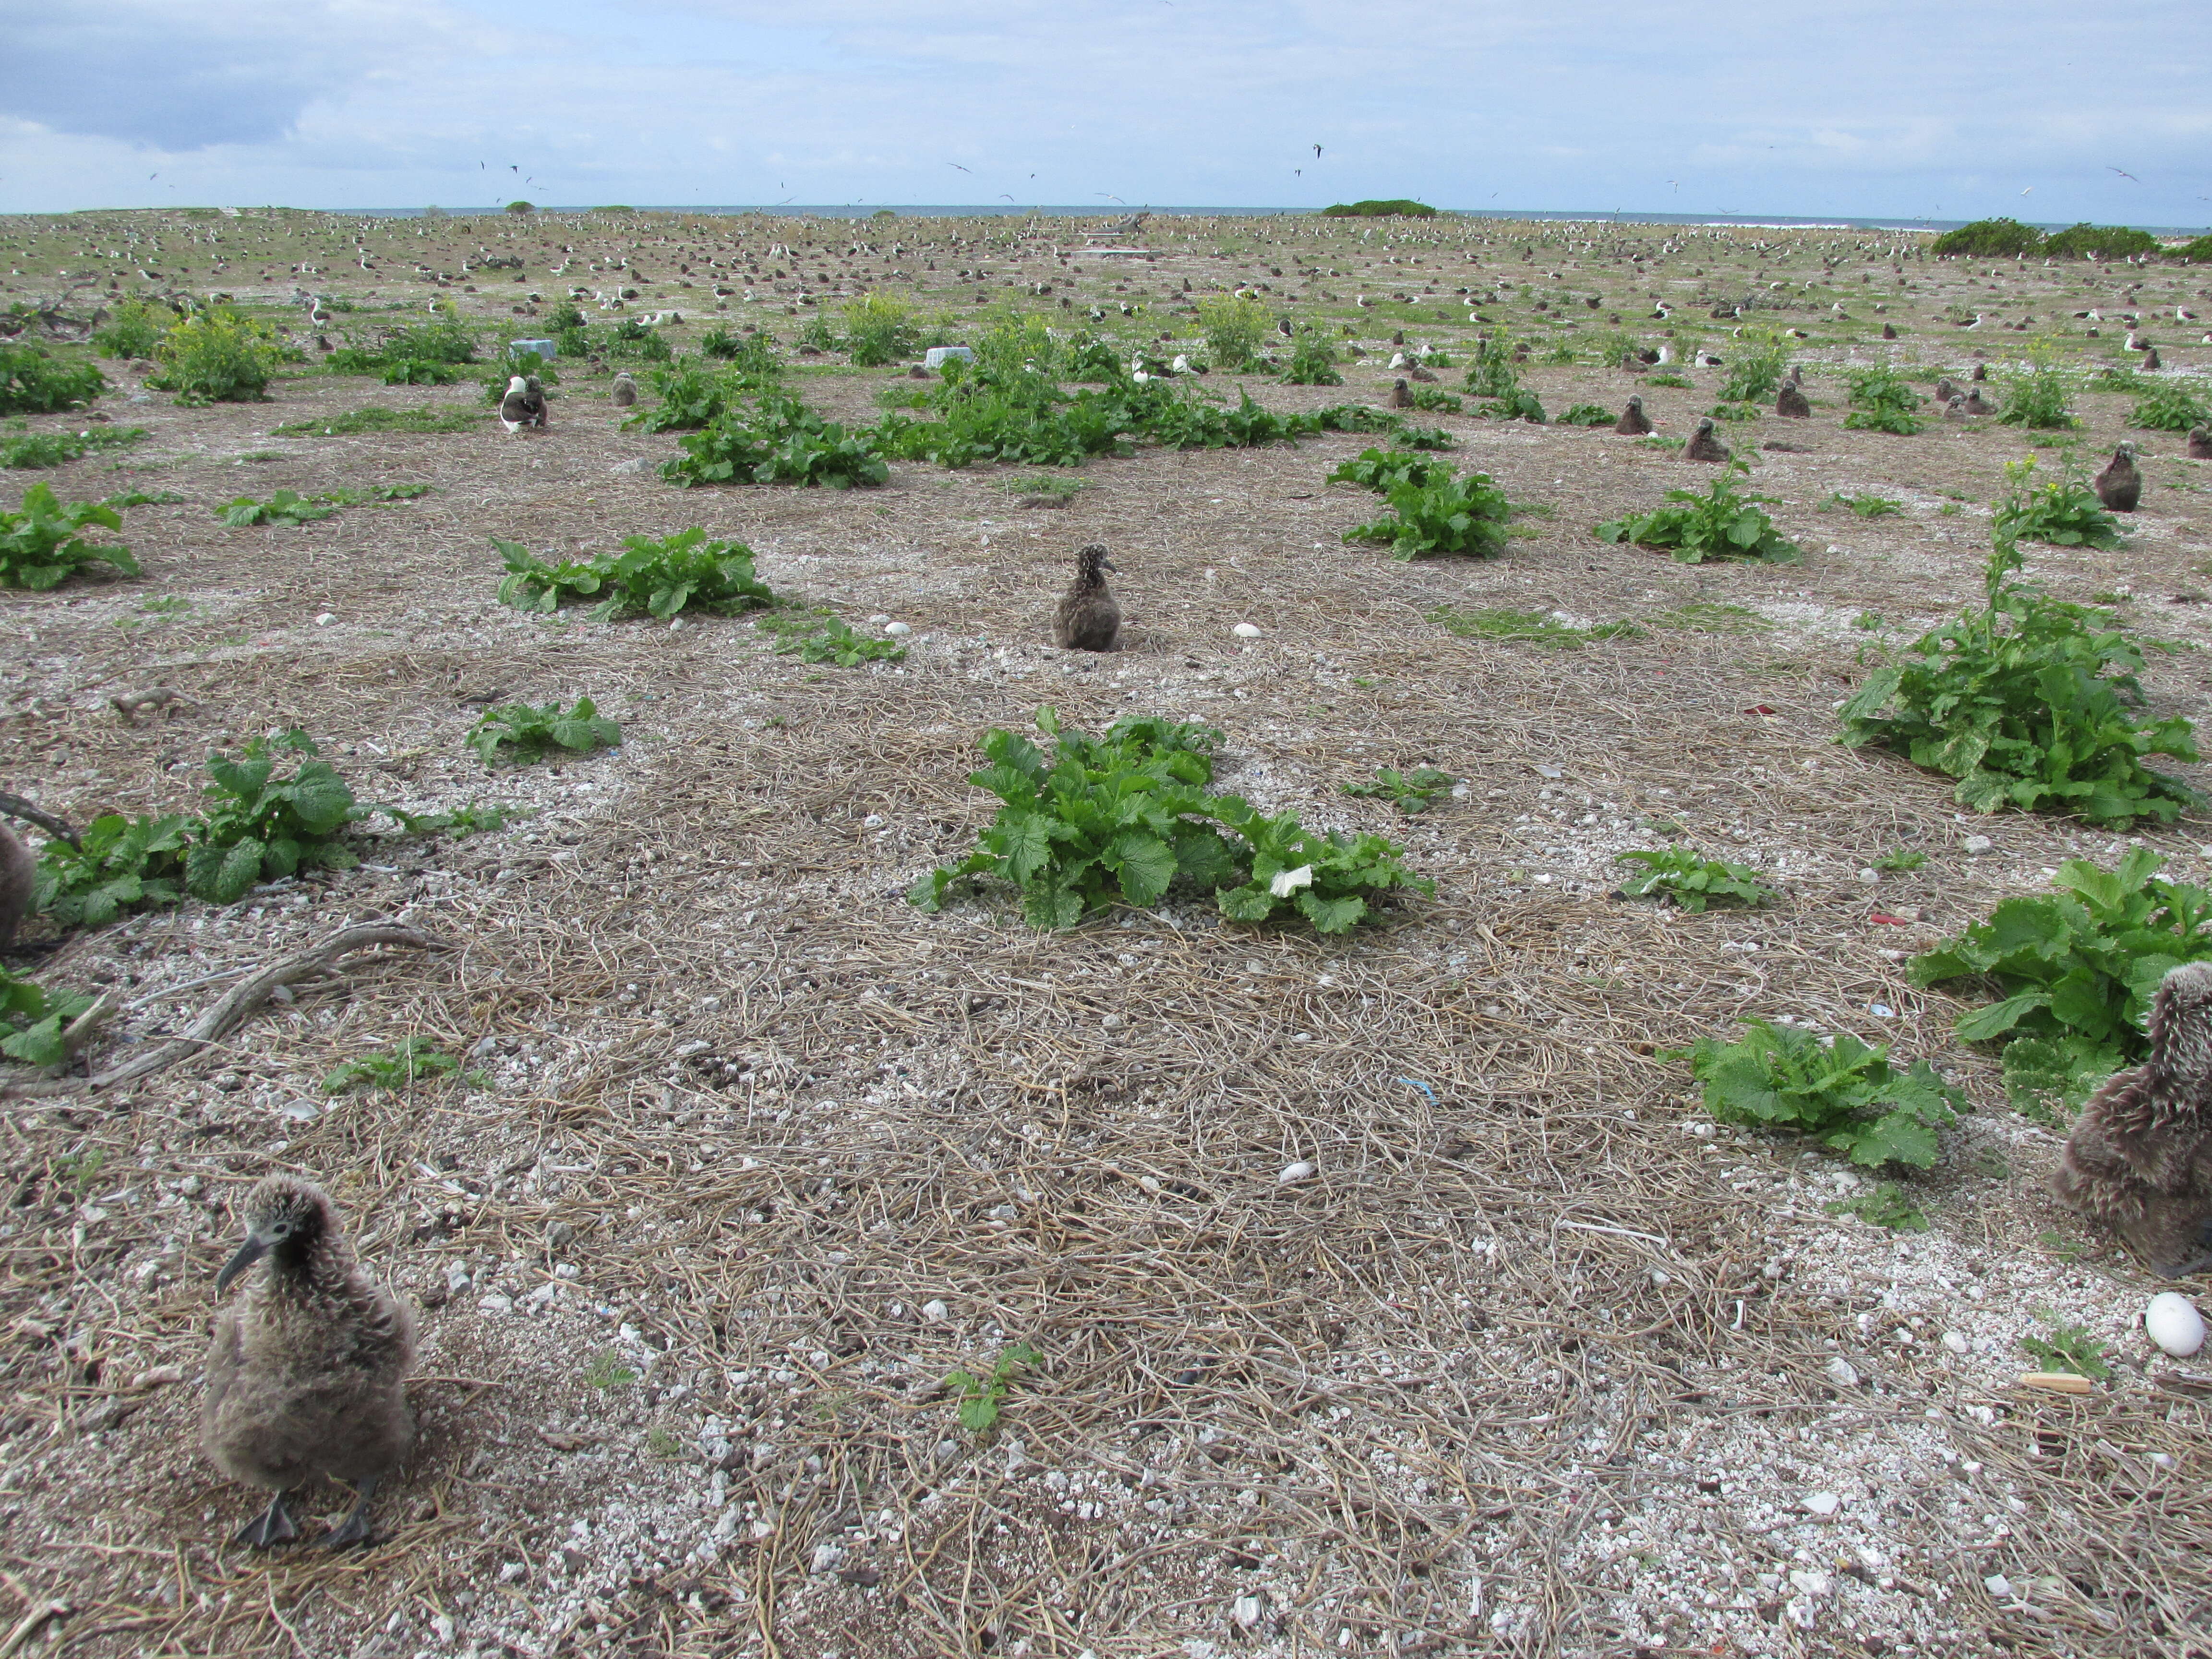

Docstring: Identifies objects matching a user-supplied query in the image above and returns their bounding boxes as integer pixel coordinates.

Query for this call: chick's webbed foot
[233,1493,299,1548]
[321,1475,381,1549]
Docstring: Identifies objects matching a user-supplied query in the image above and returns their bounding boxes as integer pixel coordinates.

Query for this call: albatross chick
[2094,443,2142,512]
[2055,962,2212,1276]
[1613,394,1653,436]
[1052,544,1121,652]
[1683,416,1731,463]
[204,1176,416,1548]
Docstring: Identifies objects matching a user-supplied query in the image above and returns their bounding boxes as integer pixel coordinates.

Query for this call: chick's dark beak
[216,1233,270,1295]
[1101,558,1118,572]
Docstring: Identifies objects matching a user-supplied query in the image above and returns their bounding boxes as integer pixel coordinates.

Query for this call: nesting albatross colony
[5,204,2212,1658]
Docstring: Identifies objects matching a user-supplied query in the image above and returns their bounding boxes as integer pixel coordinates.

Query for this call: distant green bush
[1322,201,1437,218]
[2044,223,2161,261]
[1931,218,2044,258]
[2174,236,2212,264]
[91,299,172,361]
[149,308,288,404]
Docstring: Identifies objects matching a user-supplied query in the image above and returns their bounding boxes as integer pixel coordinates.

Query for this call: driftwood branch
[0,921,451,1101]
[0,792,78,850]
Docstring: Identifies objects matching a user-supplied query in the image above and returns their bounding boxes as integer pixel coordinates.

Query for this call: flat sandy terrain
[3,207,2212,1659]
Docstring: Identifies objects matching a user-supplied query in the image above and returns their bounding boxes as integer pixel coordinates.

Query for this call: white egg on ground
[1232,622,1262,639]
[2145,1292,2205,1358]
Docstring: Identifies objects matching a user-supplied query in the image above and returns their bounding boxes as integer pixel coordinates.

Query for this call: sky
[1,0,2208,227]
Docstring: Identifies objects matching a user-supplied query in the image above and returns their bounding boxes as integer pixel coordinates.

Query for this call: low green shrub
[1839,506,2197,826]
[1407,384,1463,414]
[0,968,96,1070]
[1341,766,1456,813]
[1344,469,1515,560]
[757,611,906,665]
[661,392,889,488]
[1595,464,1800,563]
[32,813,189,927]
[467,697,622,765]
[1912,850,2212,1116]
[186,731,363,902]
[1197,296,1272,370]
[624,361,753,433]
[1614,848,1777,911]
[1994,457,2122,548]
[384,359,466,385]
[325,1037,469,1093]
[1997,339,2078,430]
[149,309,289,404]
[2044,223,2161,261]
[0,344,106,415]
[841,294,918,366]
[910,709,1428,933]
[0,484,138,588]
[1674,1019,1963,1169]
[1281,327,1342,386]
[91,300,172,361]
[1844,367,1925,434]
[1719,333,1790,403]
[1463,335,1520,399]
[0,423,146,468]
[1322,200,1436,217]
[1557,402,1615,426]
[1826,492,1905,517]
[1327,448,1454,493]
[2131,379,2210,432]
[273,406,483,436]
[380,314,480,364]
[494,528,776,620]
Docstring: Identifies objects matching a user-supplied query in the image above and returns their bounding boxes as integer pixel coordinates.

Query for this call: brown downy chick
[0,820,32,949]
[2189,426,2212,461]
[1971,361,1988,382]
[1943,394,1968,421]
[2094,442,2141,512]
[1387,378,1412,409]
[2055,962,2212,1276]
[1683,416,1731,463]
[610,372,637,408]
[1880,322,1898,339]
[1775,375,1811,419]
[204,1176,417,1548]
[1934,377,1960,405]
[1613,395,1652,436]
[1052,544,1121,652]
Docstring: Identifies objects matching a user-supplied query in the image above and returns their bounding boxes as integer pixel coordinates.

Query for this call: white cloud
[0,0,2204,224]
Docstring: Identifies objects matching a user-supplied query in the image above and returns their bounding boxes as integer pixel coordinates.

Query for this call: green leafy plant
[624,361,748,432]
[1824,1182,1930,1232]
[1342,766,1456,813]
[841,293,919,366]
[1322,199,1436,217]
[467,694,624,765]
[1844,367,1925,435]
[91,300,172,361]
[467,697,622,765]
[494,528,775,621]
[0,483,138,589]
[1407,384,1464,414]
[1997,339,2078,431]
[1994,458,2121,549]
[583,1349,638,1389]
[1614,848,1777,911]
[757,611,906,666]
[1344,468,1515,560]
[0,423,147,468]
[1840,499,2193,826]
[2130,379,2211,433]
[2020,1312,2111,1378]
[1281,326,1342,386]
[1719,333,1789,403]
[274,406,483,436]
[2044,223,2160,261]
[149,308,290,404]
[217,489,340,527]
[1871,848,1928,872]
[383,358,467,386]
[1557,402,1615,427]
[1463,335,1520,400]
[0,968,96,1070]
[1197,295,1271,371]
[1910,849,2212,1115]
[0,344,106,416]
[1645,373,1693,389]
[661,391,889,489]
[187,731,363,902]
[33,813,190,926]
[1596,463,1800,563]
[47,1146,108,1198]
[1327,448,1454,493]
[1827,492,1904,517]
[911,709,1427,934]
[1674,1018,1963,1169]
[379,313,480,365]
[945,1342,1041,1435]
[324,1037,467,1093]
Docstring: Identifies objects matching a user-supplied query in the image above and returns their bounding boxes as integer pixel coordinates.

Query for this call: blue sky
[2,0,2207,226]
